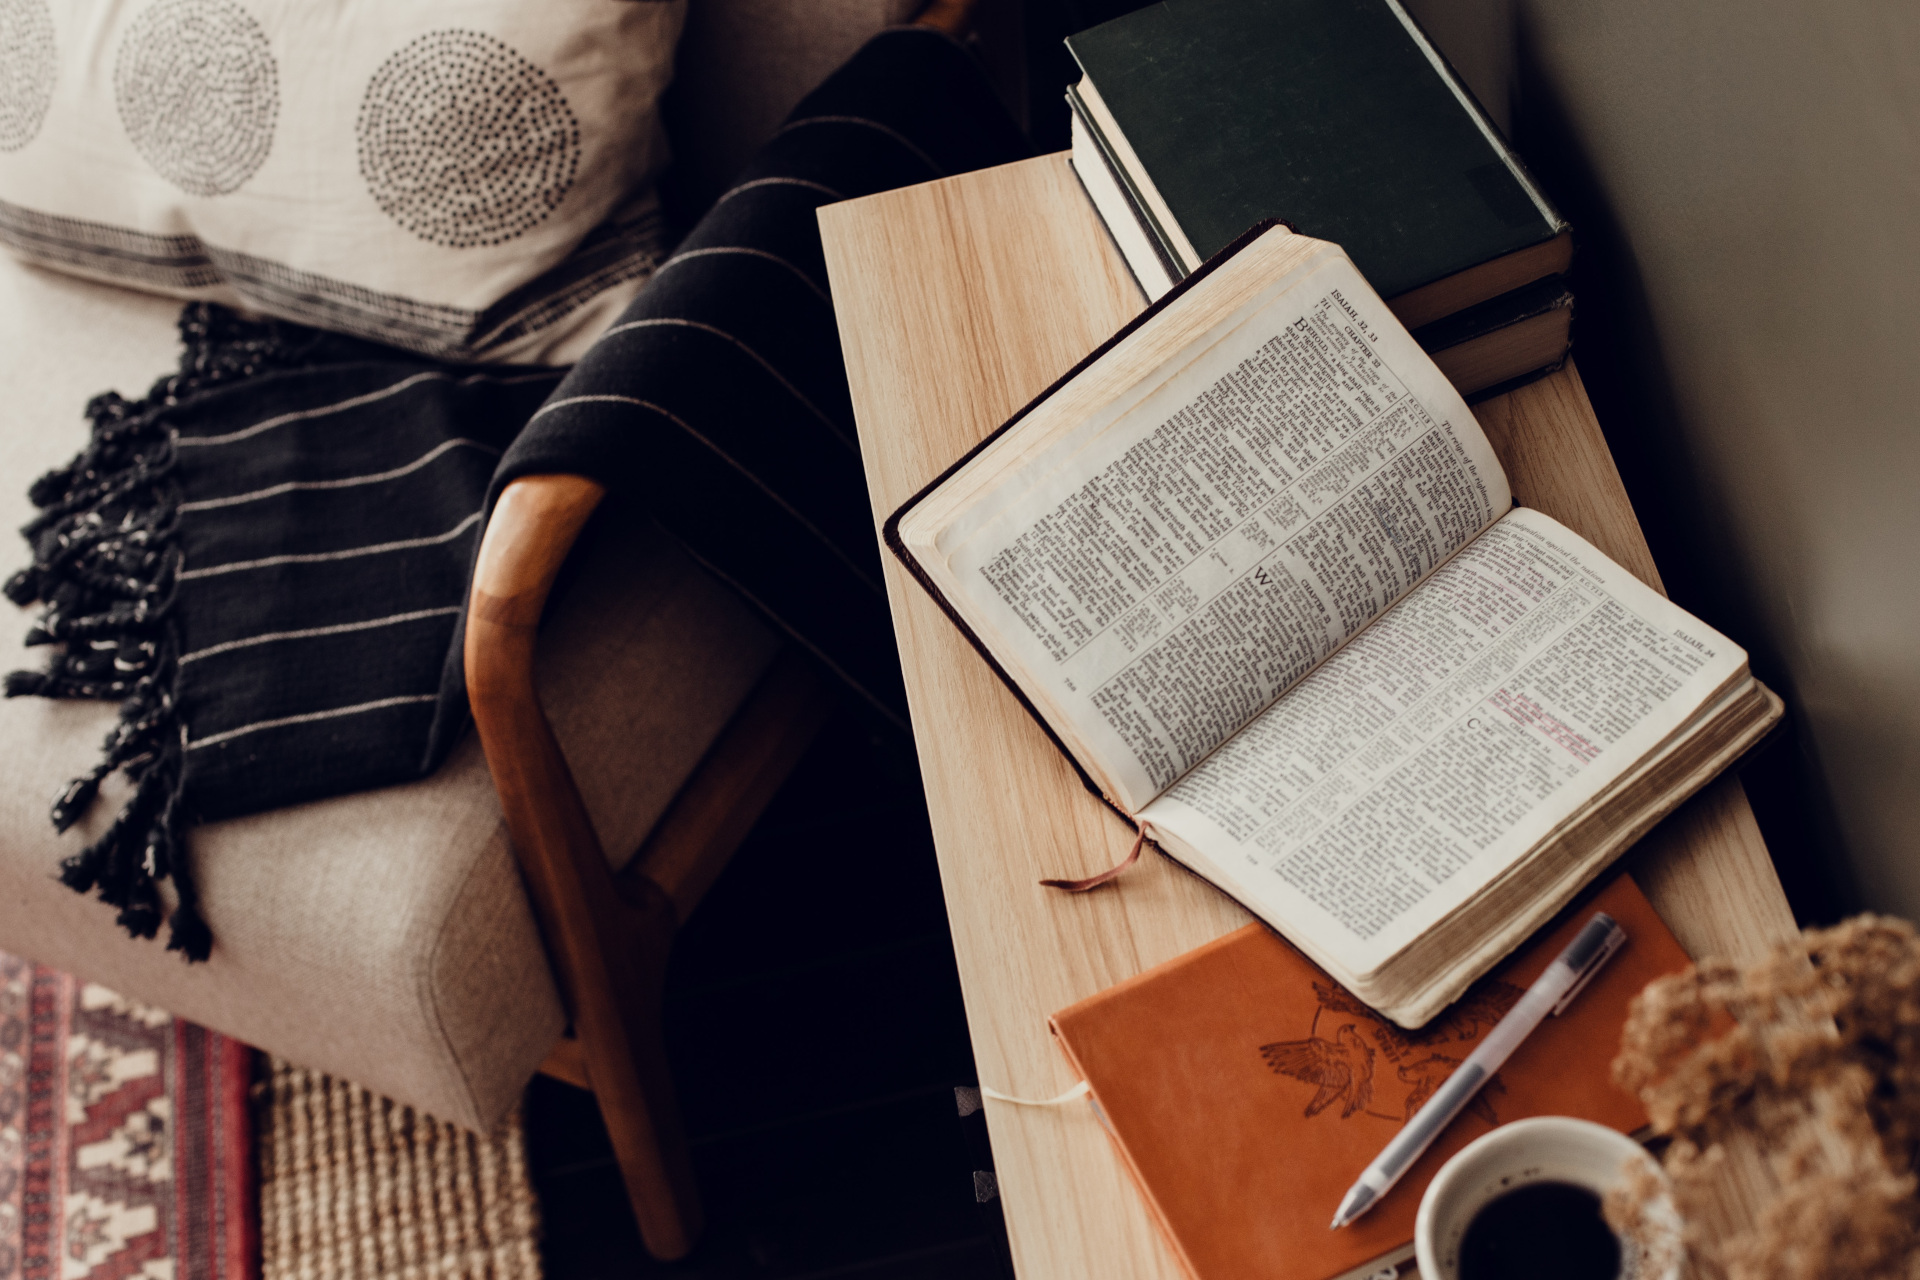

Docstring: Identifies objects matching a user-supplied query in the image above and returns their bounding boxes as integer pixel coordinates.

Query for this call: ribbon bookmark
[1040,825,1147,893]
[981,1080,1092,1107]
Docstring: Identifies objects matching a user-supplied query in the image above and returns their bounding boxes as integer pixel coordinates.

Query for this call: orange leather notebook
[1049,875,1687,1280]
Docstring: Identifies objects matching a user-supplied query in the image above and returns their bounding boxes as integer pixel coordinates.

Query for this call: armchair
[0,0,954,1263]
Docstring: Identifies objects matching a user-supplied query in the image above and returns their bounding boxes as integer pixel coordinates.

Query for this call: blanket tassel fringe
[3,383,208,960]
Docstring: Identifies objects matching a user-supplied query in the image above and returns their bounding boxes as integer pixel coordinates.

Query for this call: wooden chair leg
[571,875,704,1257]
[532,940,715,1262]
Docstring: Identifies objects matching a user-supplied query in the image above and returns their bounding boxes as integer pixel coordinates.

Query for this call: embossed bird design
[1260,1024,1376,1119]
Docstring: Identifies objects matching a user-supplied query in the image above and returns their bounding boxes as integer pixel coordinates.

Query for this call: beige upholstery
[0,0,915,1134]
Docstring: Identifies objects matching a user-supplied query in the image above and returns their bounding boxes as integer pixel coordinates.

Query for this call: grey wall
[1403,0,1920,920]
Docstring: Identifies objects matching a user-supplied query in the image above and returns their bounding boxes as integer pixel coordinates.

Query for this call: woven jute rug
[258,1060,542,1280]
[0,952,255,1280]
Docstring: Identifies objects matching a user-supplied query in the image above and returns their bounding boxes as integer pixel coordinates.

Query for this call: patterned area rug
[0,953,543,1280]
[0,954,254,1280]
[258,1061,541,1280]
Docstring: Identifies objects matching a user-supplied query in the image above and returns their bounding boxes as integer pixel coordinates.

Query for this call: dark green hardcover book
[1067,0,1570,328]
[1411,275,1574,398]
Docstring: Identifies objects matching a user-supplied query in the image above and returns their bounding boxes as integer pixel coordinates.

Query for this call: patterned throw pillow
[0,0,686,363]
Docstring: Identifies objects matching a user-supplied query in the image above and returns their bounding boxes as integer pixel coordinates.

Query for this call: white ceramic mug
[1413,1117,1681,1280]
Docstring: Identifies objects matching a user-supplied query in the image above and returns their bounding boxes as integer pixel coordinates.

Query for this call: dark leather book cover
[1051,873,1682,1280]
[1067,0,1566,299]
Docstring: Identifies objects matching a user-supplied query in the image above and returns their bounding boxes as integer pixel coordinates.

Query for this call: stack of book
[1065,0,1575,398]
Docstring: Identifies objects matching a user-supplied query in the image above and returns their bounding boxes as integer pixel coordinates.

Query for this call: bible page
[934,251,1509,813]
[1139,507,1749,979]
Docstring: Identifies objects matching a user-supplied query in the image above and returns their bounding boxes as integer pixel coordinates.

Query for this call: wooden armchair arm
[464,474,833,1260]
[466,475,644,975]
[465,472,706,1257]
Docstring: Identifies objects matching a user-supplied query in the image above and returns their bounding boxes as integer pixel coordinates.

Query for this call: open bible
[886,224,1781,1028]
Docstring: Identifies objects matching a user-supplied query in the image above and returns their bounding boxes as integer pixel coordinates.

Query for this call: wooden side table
[821,152,1797,1279]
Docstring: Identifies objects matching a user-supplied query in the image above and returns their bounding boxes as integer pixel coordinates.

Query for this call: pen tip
[1331,1184,1373,1230]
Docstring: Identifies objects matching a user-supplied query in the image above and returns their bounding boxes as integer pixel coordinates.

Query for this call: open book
[886,224,1780,1027]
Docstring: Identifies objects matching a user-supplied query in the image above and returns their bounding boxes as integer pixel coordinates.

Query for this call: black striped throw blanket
[5,28,1030,957]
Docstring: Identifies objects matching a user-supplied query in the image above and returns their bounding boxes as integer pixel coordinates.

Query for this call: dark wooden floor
[526,708,1016,1279]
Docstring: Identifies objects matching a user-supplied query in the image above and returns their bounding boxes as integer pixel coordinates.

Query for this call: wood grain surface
[821,152,1798,1279]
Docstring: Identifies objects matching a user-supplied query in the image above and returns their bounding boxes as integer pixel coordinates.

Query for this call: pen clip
[1552,921,1627,1015]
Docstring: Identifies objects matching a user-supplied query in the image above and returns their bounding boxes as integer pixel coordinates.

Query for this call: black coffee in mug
[1458,1180,1622,1280]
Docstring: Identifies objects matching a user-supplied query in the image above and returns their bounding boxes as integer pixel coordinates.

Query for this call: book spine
[1379,0,1568,234]
[1048,1030,1205,1280]
[1407,277,1573,353]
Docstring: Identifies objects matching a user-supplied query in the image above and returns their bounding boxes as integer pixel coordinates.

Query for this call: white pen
[1328,911,1630,1230]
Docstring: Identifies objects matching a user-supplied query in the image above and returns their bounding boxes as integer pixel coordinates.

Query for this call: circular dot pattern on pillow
[114,0,279,197]
[0,0,57,153]
[357,30,582,249]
